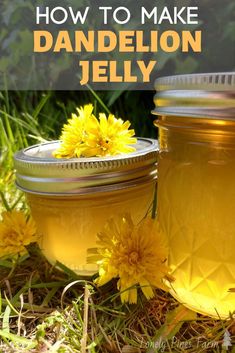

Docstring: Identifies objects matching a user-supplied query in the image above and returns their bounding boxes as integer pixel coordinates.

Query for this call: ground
[0,244,234,353]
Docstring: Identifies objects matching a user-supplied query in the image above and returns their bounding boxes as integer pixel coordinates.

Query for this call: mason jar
[153,72,235,319]
[14,138,158,276]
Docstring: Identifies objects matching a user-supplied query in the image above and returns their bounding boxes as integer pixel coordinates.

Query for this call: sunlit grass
[0,245,234,353]
[1,243,234,353]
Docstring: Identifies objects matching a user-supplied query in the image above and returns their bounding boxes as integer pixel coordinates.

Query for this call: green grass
[0,245,234,353]
[0,247,234,353]
[0,90,234,353]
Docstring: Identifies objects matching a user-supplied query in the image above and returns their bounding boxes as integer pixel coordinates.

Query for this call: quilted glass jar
[14,138,158,276]
[153,72,235,319]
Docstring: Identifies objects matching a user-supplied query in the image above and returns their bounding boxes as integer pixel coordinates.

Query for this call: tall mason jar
[14,138,158,276]
[152,72,235,318]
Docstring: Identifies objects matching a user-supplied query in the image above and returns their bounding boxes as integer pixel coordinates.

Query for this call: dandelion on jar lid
[14,138,158,195]
[53,104,137,159]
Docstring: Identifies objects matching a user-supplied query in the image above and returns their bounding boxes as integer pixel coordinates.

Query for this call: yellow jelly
[14,138,158,276]
[27,183,155,275]
[153,73,235,319]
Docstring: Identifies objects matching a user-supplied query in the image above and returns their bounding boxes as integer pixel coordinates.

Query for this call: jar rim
[152,72,235,120]
[14,138,158,195]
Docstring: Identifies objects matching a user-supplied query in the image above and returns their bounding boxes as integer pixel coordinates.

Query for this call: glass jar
[14,138,158,276]
[152,72,235,319]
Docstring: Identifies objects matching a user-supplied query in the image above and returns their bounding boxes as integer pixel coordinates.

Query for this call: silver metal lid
[153,72,235,119]
[14,138,158,196]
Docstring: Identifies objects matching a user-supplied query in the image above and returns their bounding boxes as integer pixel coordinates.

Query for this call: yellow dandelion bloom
[53,104,94,158]
[83,113,137,157]
[88,214,173,304]
[0,210,37,258]
[53,104,137,158]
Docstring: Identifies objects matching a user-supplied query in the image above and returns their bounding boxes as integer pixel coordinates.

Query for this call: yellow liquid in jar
[158,117,235,319]
[27,182,156,276]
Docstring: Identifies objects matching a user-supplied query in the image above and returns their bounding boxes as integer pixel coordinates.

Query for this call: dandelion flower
[88,214,173,304]
[0,210,37,258]
[83,113,137,157]
[53,104,137,158]
[53,104,94,158]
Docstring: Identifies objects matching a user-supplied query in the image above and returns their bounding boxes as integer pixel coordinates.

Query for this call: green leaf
[0,329,37,348]
[2,305,11,332]
[55,261,81,279]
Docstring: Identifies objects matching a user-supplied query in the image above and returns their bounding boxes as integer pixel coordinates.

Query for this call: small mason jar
[14,138,158,276]
[152,72,235,319]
